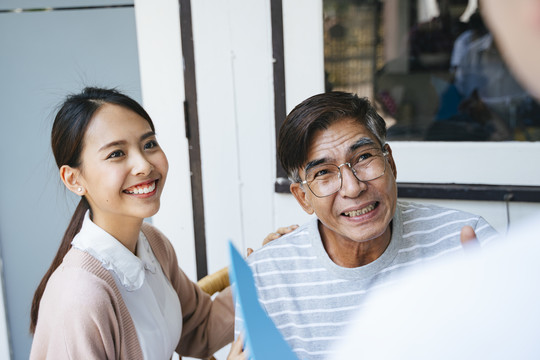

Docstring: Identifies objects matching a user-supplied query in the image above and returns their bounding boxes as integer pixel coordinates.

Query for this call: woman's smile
[123,179,158,196]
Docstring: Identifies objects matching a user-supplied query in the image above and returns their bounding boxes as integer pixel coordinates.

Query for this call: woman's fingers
[262,224,299,246]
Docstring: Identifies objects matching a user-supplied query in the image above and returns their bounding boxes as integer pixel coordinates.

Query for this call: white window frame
[282,0,540,190]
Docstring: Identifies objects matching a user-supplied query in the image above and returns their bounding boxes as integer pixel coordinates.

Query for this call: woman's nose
[132,153,154,176]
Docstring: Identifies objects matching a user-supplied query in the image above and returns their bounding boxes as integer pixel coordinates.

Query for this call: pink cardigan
[30,222,234,359]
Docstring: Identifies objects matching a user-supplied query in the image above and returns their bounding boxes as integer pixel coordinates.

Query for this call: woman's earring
[77,187,83,192]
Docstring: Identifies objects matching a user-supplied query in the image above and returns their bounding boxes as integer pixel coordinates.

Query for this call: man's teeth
[125,181,156,194]
[344,204,376,217]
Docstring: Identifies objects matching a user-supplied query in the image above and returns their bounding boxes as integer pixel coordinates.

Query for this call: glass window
[323,0,540,141]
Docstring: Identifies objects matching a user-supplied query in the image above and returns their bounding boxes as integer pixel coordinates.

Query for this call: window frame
[272,0,540,202]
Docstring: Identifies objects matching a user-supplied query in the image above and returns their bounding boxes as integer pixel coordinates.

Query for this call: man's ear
[384,144,397,179]
[290,182,315,215]
[60,165,86,196]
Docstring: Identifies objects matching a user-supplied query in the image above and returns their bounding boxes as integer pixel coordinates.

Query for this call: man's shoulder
[397,200,480,220]
[396,200,498,245]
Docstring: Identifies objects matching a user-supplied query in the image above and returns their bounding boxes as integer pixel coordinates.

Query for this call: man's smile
[342,201,379,217]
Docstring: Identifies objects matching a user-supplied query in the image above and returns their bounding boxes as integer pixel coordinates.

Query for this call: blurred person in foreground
[327,0,540,358]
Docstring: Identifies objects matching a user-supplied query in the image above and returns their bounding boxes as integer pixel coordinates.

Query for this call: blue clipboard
[228,242,298,360]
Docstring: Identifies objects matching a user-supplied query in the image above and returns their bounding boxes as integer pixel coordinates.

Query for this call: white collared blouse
[71,212,182,360]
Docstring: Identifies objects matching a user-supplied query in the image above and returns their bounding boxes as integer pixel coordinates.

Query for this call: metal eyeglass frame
[300,148,389,198]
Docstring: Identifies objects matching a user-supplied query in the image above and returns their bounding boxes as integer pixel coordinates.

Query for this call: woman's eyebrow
[140,131,156,141]
[98,140,126,152]
[98,131,156,152]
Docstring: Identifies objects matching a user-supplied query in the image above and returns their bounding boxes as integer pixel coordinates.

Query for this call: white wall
[134,0,198,280]
[191,0,274,272]
[282,0,325,112]
[0,263,10,360]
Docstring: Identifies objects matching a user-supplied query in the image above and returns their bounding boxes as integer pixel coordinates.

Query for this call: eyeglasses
[301,147,389,198]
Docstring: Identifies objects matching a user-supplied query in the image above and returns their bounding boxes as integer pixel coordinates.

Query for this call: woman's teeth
[344,203,376,217]
[124,181,156,194]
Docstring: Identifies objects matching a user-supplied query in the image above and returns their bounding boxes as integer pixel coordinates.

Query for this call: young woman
[30,87,244,359]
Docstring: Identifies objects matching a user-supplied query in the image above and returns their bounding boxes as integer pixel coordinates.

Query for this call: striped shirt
[234,201,498,360]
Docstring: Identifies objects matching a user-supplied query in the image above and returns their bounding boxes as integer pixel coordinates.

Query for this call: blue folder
[228,242,298,360]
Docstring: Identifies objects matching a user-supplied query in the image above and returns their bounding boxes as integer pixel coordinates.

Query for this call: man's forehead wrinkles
[308,136,375,161]
[303,120,377,172]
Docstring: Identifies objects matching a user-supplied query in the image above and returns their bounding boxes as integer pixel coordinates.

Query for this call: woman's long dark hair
[30,87,155,333]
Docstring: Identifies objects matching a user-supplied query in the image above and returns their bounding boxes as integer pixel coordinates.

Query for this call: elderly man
[235,91,498,360]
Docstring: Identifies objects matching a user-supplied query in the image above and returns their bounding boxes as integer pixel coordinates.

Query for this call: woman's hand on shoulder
[246,224,299,257]
[263,225,299,246]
